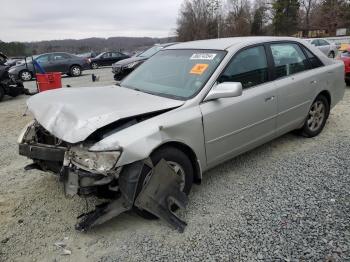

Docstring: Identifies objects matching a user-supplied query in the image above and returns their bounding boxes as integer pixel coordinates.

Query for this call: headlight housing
[69,146,121,174]
[125,61,140,69]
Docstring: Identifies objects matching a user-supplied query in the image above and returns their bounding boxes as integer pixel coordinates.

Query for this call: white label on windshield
[190,53,217,60]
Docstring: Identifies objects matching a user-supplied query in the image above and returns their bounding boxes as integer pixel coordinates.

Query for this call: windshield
[138,46,164,58]
[122,49,226,100]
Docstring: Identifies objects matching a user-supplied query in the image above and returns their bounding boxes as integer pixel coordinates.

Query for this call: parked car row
[112,43,177,81]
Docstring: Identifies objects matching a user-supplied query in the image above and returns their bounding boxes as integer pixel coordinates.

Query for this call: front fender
[89,105,207,172]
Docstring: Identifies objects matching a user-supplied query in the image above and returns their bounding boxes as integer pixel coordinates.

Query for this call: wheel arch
[318,90,331,108]
[19,69,32,79]
[150,141,202,185]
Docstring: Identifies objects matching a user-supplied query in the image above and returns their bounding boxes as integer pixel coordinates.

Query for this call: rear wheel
[135,146,194,219]
[298,95,330,137]
[70,65,82,77]
[19,70,32,81]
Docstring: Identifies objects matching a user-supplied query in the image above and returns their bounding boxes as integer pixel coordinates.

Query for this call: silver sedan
[18,37,345,231]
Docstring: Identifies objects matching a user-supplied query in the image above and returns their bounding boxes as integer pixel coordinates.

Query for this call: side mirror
[204,82,243,101]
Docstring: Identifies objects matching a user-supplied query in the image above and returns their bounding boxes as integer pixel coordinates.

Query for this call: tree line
[176,0,350,41]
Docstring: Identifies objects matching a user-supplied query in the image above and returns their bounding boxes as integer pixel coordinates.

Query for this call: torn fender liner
[135,159,189,233]
[75,160,150,231]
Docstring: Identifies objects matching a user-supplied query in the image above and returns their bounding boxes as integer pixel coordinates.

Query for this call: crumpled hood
[112,56,146,67]
[27,86,184,143]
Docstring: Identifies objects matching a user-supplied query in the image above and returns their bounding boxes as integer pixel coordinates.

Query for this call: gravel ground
[0,68,349,261]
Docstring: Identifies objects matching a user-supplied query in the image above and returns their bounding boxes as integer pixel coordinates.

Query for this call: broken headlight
[69,147,121,174]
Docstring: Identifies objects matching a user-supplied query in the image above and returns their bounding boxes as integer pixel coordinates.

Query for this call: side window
[111,52,121,58]
[302,47,324,69]
[270,43,308,78]
[218,46,269,89]
[102,53,110,59]
[318,39,329,46]
[36,55,50,63]
[311,40,319,46]
[53,53,70,61]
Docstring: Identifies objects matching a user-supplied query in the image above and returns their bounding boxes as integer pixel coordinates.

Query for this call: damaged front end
[18,121,189,232]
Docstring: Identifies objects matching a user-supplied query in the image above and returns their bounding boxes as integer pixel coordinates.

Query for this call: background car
[77,51,99,59]
[307,38,338,58]
[337,47,350,85]
[90,51,129,69]
[112,43,177,81]
[4,57,25,67]
[8,52,91,81]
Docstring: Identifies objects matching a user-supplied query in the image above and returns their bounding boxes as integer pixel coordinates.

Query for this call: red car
[338,47,350,86]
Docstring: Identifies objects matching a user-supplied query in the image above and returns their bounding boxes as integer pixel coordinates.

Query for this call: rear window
[303,47,324,68]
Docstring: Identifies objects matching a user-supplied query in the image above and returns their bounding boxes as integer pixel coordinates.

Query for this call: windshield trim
[121,48,227,101]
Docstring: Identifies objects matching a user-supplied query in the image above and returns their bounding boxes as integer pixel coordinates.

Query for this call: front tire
[91,62,99,69]
[19,70,32,81]
[70,65,82,77]
[299,95,330,138]
[135,146,194,219]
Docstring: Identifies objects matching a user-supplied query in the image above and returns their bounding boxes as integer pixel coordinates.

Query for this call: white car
[306,38,338,58]
[18,37,345,232]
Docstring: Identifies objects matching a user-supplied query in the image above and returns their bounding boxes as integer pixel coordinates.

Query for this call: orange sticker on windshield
[190,64,209,75]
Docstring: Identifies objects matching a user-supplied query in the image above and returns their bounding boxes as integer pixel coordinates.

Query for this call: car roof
[166,36,308,51]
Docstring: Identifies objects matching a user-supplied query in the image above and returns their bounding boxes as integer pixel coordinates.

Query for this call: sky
[0,0,184,42]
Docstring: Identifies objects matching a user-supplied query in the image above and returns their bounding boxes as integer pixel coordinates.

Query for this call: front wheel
[19,70,32,81]
[70,65,82,77]
[91,62,99,69]
[298,95,330,137]
[135,146,194,219]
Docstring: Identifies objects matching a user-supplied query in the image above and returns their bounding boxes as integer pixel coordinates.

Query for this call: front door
[200,45,277,167]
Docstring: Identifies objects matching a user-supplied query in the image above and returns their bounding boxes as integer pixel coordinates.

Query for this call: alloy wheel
[307,101,325,132]
[21,71,32,81]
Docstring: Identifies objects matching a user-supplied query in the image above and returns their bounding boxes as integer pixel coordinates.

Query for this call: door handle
[310,80,317,84]
[265,96,275,102]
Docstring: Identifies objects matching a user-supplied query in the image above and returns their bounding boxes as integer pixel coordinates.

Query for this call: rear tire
[298,95,330,138]
[70,65,82,77]
[134,146,194,219]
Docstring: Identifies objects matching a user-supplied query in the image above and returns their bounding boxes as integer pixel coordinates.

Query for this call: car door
[200,45,278,167]
[100,52,111,66]
[49,53,71,73]
[269,42,316,136]
[34,54,52,72]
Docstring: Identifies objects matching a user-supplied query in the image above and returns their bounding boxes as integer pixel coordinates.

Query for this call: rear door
[268,42,316,135]
[49,53,71,73]
[200,45,278,167]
